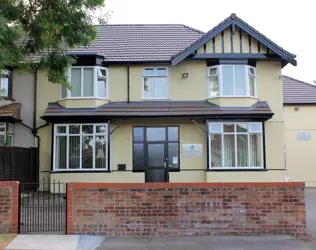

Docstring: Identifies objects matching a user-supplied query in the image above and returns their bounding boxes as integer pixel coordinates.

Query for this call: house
[283,76,316,187]
[32,13,298,184]
[0,69,36,148]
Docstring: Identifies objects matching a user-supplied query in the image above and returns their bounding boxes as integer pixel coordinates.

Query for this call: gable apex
[171,14,297,67]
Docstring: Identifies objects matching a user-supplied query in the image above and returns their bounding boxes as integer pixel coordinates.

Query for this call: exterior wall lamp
[182,73,189,79]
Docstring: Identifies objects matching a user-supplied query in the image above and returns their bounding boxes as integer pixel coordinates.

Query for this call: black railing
[19,179,66,234]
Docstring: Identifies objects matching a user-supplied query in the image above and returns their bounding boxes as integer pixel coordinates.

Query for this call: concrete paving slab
[77,235,105,250]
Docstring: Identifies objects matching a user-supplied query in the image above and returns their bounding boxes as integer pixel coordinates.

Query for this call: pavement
[4,188,316,250]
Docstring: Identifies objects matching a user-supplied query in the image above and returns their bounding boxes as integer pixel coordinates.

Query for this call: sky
[104,0,315,84]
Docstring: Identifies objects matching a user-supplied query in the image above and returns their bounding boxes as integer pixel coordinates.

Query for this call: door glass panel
[133,127,144,141]
[133,143,144,171]
[148,144,165,168]
[168,127,178,141]
[168,143,178,168]
[146,128,165,141]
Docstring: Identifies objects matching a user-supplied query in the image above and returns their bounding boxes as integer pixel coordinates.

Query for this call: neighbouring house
[283,75,316,187]
[30,13,299,184]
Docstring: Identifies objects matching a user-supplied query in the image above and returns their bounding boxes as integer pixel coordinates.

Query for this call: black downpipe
[127,63,130,103]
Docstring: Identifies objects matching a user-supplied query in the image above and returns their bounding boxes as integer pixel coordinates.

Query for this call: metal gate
[19,179,66,234]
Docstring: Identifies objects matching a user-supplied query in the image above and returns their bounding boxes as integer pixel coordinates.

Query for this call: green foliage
[0,0,106,85]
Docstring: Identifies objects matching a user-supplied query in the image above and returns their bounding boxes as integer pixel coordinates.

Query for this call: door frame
[132,126,180,172]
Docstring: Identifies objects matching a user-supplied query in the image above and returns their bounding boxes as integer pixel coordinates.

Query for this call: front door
[133,126,179,182]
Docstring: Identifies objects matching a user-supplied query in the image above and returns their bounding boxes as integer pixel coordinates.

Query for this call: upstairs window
[60,66,108,99]
[143,68,168,99]
[208,65,256,98]
[0,74,10,98]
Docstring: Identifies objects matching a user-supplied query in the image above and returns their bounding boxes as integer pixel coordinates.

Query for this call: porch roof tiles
[0,103,21,122]
[42,101,273,122]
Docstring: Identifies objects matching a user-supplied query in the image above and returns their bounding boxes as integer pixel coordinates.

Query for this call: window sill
[207,168,267,172]
[59,97,109,101]
[51,170,111,173]
[207,96,259,107]
[207,96,258,99]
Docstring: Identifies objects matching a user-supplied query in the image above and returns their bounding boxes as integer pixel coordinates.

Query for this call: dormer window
[60,66,108,99]
[208,65,256,98]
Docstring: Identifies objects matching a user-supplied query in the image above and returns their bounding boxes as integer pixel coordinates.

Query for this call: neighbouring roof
[66,24,204,62]
[283,76,316,105]
[42,101,273,122]
[0,103,21,122]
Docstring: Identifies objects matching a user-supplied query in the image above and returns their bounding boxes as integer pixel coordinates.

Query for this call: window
[0,75,10,98]
[0,123,13,146]
[208,122,263,169]
[143,68,168,99]
[208,65,256,97]
[60,66,108,99]
[53,124,108,171]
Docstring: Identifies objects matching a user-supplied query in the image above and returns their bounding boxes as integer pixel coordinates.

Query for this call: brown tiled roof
[0,103,21,122]
[42,101,273,121]
[282,76,316,104]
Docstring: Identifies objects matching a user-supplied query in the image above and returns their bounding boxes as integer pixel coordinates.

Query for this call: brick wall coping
[68,182,304,189]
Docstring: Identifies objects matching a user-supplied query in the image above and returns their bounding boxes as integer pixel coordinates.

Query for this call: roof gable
[171,14,296,66]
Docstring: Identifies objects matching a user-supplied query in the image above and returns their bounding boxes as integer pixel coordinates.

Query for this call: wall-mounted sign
[297,131,311,141]
[182,144,203,157]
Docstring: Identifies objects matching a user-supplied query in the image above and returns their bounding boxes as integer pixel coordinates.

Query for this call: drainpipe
[127,63,130,103]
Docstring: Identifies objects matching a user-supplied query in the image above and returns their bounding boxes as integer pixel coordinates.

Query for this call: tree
[0,0,107,85]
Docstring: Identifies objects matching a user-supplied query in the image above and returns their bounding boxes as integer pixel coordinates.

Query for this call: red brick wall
[67,182,306,237]
[0,182,19,233]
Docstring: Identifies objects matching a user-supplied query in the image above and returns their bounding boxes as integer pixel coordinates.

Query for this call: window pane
[97,79,107,98]
[154,77,168,98]
[148,144,165,168]
[55,136,67,169]
[209,67,218,76]
[96,125,107,134]
[223,134,235,167]
[147,127,165,141]
[70,68,81,97]
[61,84,67,98]
[83,68,94,97]
[222,66,234,95]
[133,127,144,141]
[249,77,255,96]
[57,126,66,134]
[211,134,222,167]
[249,123,261,133]
[69,125,80,134]
[237,134,248,167]
[0,125,5,132]
[144,68,155,76]
[168,143,179,168]
[223,124,235,132]
[0,77,9,97]
[98,68,107,77]
[249,67,255,76]
[82,125,93,134]
[168,127,178,141]
[7,135,13,146]
[82,136,93,169]
[156,68,168,76]
[235,66,246,95]
[133,143,144,171]
[0,135,5,146]
[144,77,154,98]
[69,136,80,169]
[95,136,107,169]
[250,134,262,167]
[210,75,219,97]
[209,123,222,133]
[236,124,248,133]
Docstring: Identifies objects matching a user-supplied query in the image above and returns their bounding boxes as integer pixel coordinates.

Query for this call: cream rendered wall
[284,105,316,187]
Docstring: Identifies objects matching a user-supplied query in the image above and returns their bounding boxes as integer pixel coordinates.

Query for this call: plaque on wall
[182,144,203,157]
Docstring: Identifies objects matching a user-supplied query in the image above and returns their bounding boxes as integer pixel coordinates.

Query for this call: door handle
[164,162,167,168]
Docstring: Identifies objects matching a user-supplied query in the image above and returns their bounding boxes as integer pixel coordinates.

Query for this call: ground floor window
[133,126,179,172]
[208,122,263,169]
[0,123,13,146]
[53,123,108,171]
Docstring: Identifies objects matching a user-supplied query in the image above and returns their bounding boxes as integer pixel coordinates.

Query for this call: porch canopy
[0,103,21,123]
[41,101,273,122]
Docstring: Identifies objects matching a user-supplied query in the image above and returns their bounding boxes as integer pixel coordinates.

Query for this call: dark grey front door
[133,126,179,182]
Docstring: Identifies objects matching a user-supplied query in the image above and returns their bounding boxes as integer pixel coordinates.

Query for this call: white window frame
[142,67,169,99]
[59,66,108,100]
[208,122,264,169]
[53,123,109,171]
[207,65,257,98]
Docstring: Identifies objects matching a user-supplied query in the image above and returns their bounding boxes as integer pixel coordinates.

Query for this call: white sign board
[182,144,203,157]
[297,131,311,141]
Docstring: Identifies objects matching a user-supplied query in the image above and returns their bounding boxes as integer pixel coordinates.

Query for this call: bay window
[53,124,108,171]
[60,66,108,99]
[209,122,263,169]
[208,65,256,98]
[143,67,168,99]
